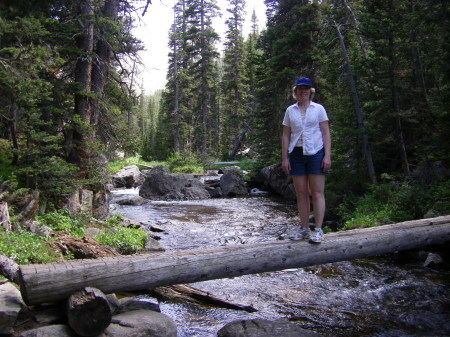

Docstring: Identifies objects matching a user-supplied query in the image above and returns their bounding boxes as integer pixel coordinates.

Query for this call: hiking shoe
[290,227,310,241]
[309,228,324,244]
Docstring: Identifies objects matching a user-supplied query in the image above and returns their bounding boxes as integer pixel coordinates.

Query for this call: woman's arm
[282,125,291,174]
[320,121,331,171]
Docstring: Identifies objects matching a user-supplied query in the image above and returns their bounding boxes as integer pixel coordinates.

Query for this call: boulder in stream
[260,163,296,200]
[139,165,211,200]
[220,169,248,197]
[112,165,143,188]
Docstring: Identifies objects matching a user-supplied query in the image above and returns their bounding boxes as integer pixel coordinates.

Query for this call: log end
[67,287,112,337]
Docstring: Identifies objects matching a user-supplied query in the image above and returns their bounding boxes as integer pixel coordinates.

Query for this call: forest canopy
[0,0,449,221]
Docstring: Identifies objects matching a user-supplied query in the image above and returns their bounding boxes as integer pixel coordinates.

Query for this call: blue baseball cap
[295,77,313,87]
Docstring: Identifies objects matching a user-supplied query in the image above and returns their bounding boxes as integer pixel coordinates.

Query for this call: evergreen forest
[1,0,449,226]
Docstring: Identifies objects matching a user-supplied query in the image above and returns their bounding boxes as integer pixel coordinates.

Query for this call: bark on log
[0,254,19,283]
[67,287,112,337]
[18,216,450,305]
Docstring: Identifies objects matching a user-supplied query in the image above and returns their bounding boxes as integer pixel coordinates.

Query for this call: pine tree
[220,0,248,159]
[163,0,220,158]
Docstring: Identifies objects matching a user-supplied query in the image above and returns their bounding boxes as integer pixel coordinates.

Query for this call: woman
[281,77,331,243]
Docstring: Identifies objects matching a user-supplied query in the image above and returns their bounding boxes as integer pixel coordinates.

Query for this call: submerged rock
[218,319,323,337]
[104,310,177,337]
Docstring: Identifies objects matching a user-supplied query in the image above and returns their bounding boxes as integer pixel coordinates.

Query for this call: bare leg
[308,174,326,229]
[292,175,310,228]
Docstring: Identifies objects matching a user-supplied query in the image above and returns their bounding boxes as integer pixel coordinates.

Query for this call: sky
[133,0,267,93]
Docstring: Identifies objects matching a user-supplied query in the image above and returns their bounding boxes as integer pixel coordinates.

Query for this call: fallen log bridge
[19,215,450,305]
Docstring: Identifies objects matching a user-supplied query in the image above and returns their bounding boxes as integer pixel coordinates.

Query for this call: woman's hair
[292,86,315,101]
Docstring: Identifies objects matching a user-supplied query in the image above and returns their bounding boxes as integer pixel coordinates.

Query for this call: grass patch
[108,156,163,174]
[166,153,204,174]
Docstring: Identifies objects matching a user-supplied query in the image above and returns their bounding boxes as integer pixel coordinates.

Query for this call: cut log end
[67,287,112,337]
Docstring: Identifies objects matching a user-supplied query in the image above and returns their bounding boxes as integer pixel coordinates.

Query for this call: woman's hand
[322,155,331,172]
[282,157,291,175]
[281,126,292,175]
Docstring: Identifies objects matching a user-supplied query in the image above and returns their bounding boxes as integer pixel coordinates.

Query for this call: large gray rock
[217,319,323,337]
[220,169,248,196]
[66,189,94,217]
[19,324,77,337]
[104,310,177,337]
[29,221,52,238]
[260,163,296,200]
[93,190,110,220]
[139,165,210,200]
[0,282,23,335]
[112,165,143,188]
[115,195,148,206]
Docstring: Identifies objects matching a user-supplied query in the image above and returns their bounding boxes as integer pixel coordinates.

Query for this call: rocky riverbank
[0,163,322,337]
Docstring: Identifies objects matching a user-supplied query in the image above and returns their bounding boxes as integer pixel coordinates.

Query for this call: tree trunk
[71,0,95,176]
[9,102,18,165]
[0,202,11,234]
[388,28,411,177]
[67,287,112,337]
[200,0,208,157]
[18,216,450,305]
[74,0,94,124]
[335,22,377,184]
[173,7,180,154]
[408,0,429,106]
[229,121,252,159]
[90,0,117,140]
[0,254,19,283]
[343,0,368,59]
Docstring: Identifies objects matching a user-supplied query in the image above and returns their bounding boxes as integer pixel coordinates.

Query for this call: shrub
[106,214,125,226]
[94,227,147,255]
[339,178,450,230]
[36,209,86,237]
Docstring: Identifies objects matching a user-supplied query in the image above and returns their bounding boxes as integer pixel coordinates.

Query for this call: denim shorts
[289,147,328,176]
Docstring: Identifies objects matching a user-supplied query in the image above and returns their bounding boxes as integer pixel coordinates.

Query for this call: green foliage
[339,178,450,230]
[0,139,15,180]
[16,156,80,200]
[0,229,60,264]
[36,209,86,238]
[94,227,147,255]
[107,156,162,174]
[106,214,125,226]
[166,152,204,173]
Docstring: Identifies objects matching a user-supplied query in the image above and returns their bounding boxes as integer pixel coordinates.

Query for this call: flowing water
[110,188,450,337]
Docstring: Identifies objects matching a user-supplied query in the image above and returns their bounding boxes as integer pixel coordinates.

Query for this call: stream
[110,188,450,337]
